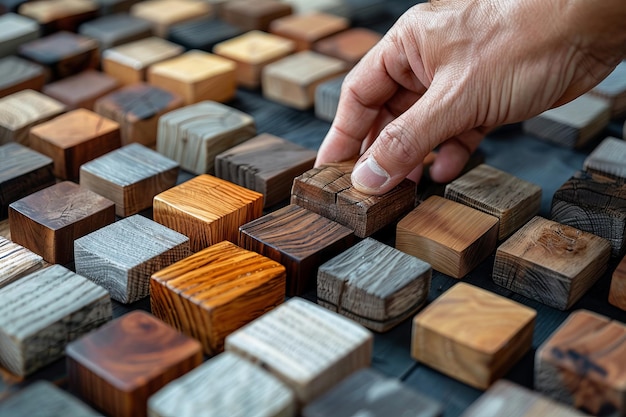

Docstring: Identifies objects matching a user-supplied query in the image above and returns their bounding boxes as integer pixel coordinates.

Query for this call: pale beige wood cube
[130,0,212,37]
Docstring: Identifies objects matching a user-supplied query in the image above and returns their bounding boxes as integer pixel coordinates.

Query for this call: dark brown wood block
[609,255,626,311]
[43,70,120,111]
[8,181,115,264]
[78,13,153,51]
[239,204,354,296]
[0,56,45,98]
[313,28,381,67]
[18,0,99,35]
[130,0,212,38]
[269,11,349,51]
[0,13,39,58]
[583,136,626,181]
[220,0,292,31]
[66,310,203,417]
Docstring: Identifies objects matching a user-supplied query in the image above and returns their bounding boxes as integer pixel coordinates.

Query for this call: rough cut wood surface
[269,11,349,51]
[220,0,293,31]
[312,27,382,66]
[609,255,626,311]
[583,136,626,181]
[0,236,45,289]
[78,13,153,51]
[0,55,44,99]
[0,13,39,58]
[130,0,212,38]
[42,69,120,111]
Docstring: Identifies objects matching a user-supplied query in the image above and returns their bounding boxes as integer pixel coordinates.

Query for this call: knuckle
[376,123,425,167]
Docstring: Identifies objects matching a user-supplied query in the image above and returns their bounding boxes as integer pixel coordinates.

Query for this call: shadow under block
[29,109,122,180]
[0,236,44,289]
[291,163,416,238]
[269,12,349,52]
[148,352,296,417]
[167,17,244,52]
[150,240,286,355]
[129,0,212,38]
[75,214,191,303]
[302,368,442,417]
[18,0,98,34]
[8,181,115,264]
[535,310,626,416]
[493,216,611,310]
[0,56,45,98]
[220,0,292,32]
[583,136,626,181]
[0,264,111,376]
[317,237,431,332]
[411,282,536,390]
[0,13,39,58]
[262,51,347,110]
[239,204,354,296]
[609,255,626,310]
[78,13,153,51]
[589,61,626,117]
[157,100,256,175]
[215,133,316,208]
[42,70,120,111]
[154,174,264,252]
[313,28,382,67]
[66,311,203,417]
[225,297,373,406]
[148,50,237,104]
[314,74,344,122]
[80,143,179,217]
[551,170,626,257]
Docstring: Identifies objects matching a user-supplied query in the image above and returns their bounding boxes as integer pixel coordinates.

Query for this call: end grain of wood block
[314,74,344,122]
[269,11,349,51]
[0,13,39,58]
[313,28,381,66]
[589,61,626,118]
[78,13,153,51]
[43,70,120,111]
[583,136,626,181]
[220,0,293,31]
[0,236,45,289]
[130,0,212,38]
[167,17,244,52]
[609,255,626,310]
[411,282,536,390]
[0,56,45,98]
[18,0,98,34]
[66,311,203,417]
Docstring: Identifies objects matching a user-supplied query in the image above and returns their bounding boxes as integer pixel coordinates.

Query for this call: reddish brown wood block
[42,70,120,111]
[609,255,626,311]
[313,28,381,66]
[0,56,45,98]
[220,0,293,31]
[269,12,349,51]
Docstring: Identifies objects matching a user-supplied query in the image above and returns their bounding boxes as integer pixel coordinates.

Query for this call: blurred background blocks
[167,17,243,52]
[589,61,626,118]
[78,13,152,51]
[0,13,39,57]
[220,0,292,31]
[0,236,45,289]
[313,27,381,67]
[0,56,45,98]
[18,0,98,34]
[94,0,142,15]
[583,136,626,181]
[129,0,212,38]
[269,11,349,52]
[42,70,120,111]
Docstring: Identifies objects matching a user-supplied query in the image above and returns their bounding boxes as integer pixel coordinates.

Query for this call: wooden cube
[583,136,626,181]
[66,311,203,417]
[29,108,122,180]
[609,254,626,310]
[0,236,45,289]
[220,0,293,31]
[0,264,111,376]
[18,0,98,34]
[239,204,354,295]
[9,181,115,264]
[157,100,256,174]
[225,297,373,405]
[412,282,536,389]
[0,56,45,98]
[95,0,142,15]
[589,61,626,117]
[154,174,263,252]
[42,70,120,111]
[94,82,184,146]
[313,28,381,67]
[148,50,237,104]
[493,216,611,310]
[535,310,626,415]
[78,13,153,51]
[167,17,244,52]
[0,13,39,58]
[151,240,286,355]
[269,12,349,52]
[314,74,344,122]
[130,0,212,38]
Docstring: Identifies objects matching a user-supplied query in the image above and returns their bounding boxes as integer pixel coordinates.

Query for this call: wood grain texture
[78,13,153,51]
[314,74,344,122]
[9,181,115,264]
[313,28,382,66]
[129,0,212,38]
[0,264,111,376]
[396,195,499,278]
[18,0,98,34]
[66,310,202,417]
[589,61,626,117]
[42,69,120,111]
[269,11,349,51]
[444,164,542,240]
[609,255,626,311]
[167,17,244,52]
[0,56,45,98]
[535,310,626,416]
[238,204,354,296]
[583,136,626,181]
[148,351,296,417]
[154,174,264,252]
[0,13,39,58]
[156,100,256,174]
[151,240,285,355]
[411,282,536,389]
[80,143,179,217]
[317,237,432,332]
[75,214,191,304]
[493,216,611,310]
[0,219,9,240]
[225,297,373,406]
[0,235,44,289]
[220,0,292,31]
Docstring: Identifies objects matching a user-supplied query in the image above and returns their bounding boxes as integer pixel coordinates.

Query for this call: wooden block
[302,368,442,417]
[583,136,626,181]
[0,13,39,58]
[220,0,293,31]
[154,174,263,252]
[313,28,381,66]
[0,56,45,98]
[279,0,348,21]
[535,310,626,415]
[493,216,611,310]
[130,0,212,38]
[589,61,626,117]
[156,100,256,174]
[29,108,122,180]
[340,0,388,26]
[269,12,349,52]
[551,170,626,257]
[444,164,542,240]
[215,133,316,208]
[42,70,120,111]
[94,82,184,146]
[0,0,28,13]
[238,204,354,295]
[0,264,111,376]
[78,13,153,51]
[314,73,344,122]
[396,195,499,278]
[148,50,237,104]
[18,0,99,34]
[213,30,295,89]
[0,219,9,239]
[66,311,203,417]
[148,352,296,417]
[609,255,626,310]
[94,0,142,14]
[262,51,347,109]
[9,181,115,264]
[225,297,373,406]
[151,240,286,355]
[80,143,179,217]
[102,37,183,86]
[317,237,431,332]
[411,282,536,389]
[0,236,45,289]
[0,142,55,219]
[167,17,244,52]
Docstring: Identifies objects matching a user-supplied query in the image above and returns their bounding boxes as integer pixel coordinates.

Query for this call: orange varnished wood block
[269,11,349,52]
[130,0,212,38]
[609,255,626,311]
[313,27,381,66]
[42,70,120,111]
[220,0,292,31]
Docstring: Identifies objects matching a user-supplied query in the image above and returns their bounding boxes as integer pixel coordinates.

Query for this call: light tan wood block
[0,236,45,290]
[609,255,626,310]
[583,136,626,181]
[130,0,212,38]
[18,0,98,34]
[269,11,349,52]
[411,282,536,389]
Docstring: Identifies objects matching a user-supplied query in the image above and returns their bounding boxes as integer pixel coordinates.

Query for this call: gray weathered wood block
[589,61,626,117]
[583,136,626,181]
[78,13,153,51]
[0,56,45,98]
[0,381,101,416]
[0,236,45,290]
[314,74,344,123]
[0,13,39,58]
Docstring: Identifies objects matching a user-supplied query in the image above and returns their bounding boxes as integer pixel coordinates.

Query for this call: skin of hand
[314,0,626,195]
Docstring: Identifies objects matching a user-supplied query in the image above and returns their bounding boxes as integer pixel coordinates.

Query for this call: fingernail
[352,157,390,192]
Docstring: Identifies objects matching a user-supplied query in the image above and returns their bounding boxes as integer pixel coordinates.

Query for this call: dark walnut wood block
[9,181,115,264]
[0,264,111,376]
[154,174,263,252]
[75,214,191,304]
[167,17,244,52]
[412,282,536,390]
[151,240,286,355]
[225,297,373,406]
[609,255,626,311]
[215,133,316,208]
[78,13,153,51]
[220,0,292,31]
[0,56,45,98]
[42,70,120,111]
[313,28,382,67]
[493,216,611,310]
[239,204,354,296]
[0,13,39,58]
[66,311,203,417]
[18,0,98,34]
[80,143,179,217]
[0,236,45,289]
[148,352,296,417]
[589,61,626,117]
[583,136,626,181]
[535,310,626,416]
[269,11,349,52]
[314,74,344,122]
[129,0,212,38]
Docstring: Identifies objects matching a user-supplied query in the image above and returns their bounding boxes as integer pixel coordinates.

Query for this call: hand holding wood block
[42,70,120,111]
[0,56,45,98]
[130,0,212,38]
[583,136,626,181]
[0,236,44,289]
[269,12,349,51]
